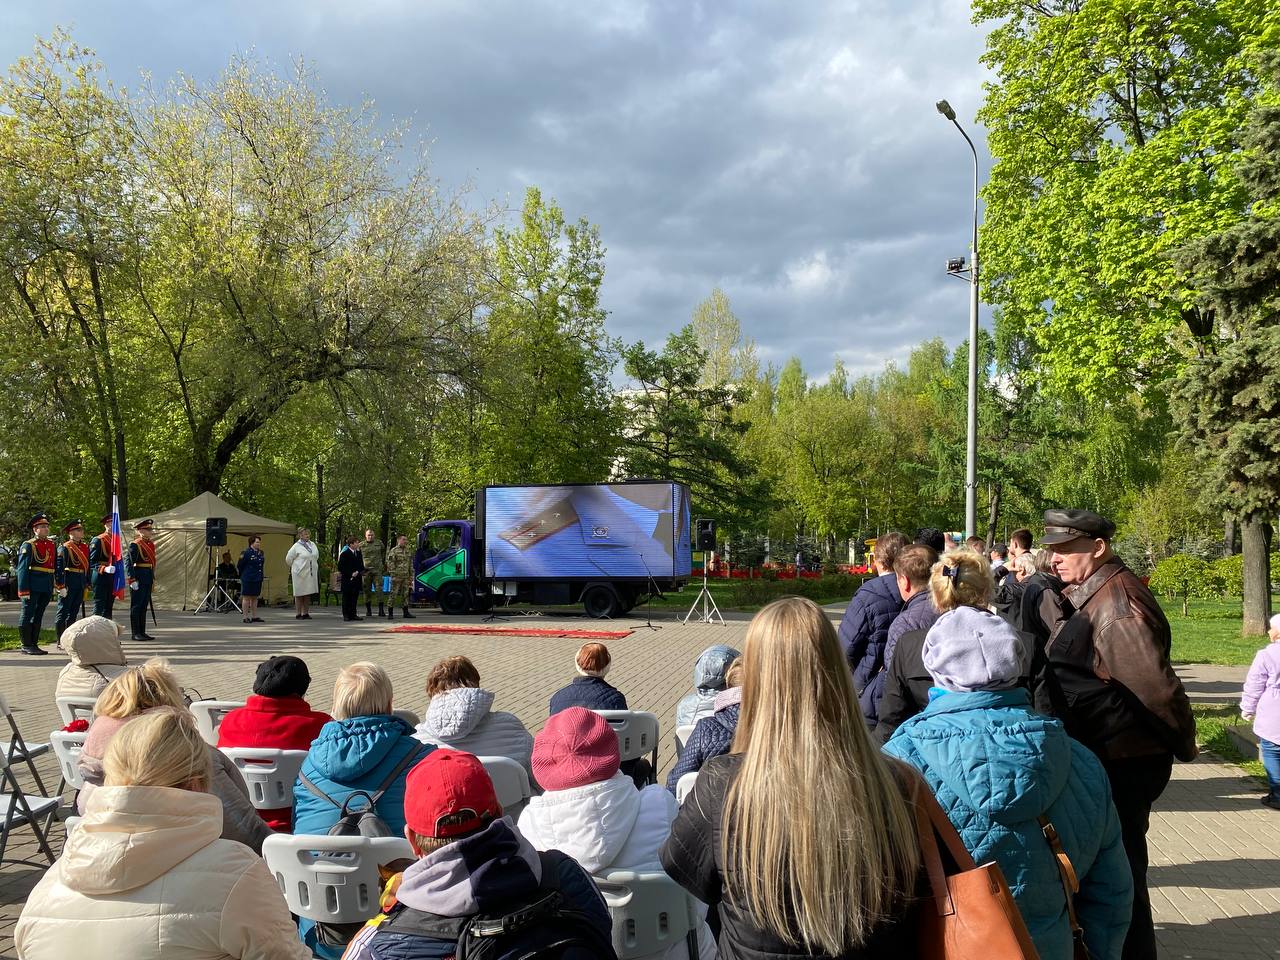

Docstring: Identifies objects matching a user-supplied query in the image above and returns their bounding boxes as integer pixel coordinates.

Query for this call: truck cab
[414,520,479,615]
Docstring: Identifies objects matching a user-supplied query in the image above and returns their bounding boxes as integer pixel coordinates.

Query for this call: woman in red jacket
[217,655,332,831]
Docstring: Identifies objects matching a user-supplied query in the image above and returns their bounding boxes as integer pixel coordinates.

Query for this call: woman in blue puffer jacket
[293,662,432,958]
[882,552,1133,960]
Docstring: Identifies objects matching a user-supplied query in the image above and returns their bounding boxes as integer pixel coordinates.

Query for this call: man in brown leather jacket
[1041,508,1196,960]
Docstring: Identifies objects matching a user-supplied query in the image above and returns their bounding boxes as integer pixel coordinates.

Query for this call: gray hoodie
[674,644,741,727]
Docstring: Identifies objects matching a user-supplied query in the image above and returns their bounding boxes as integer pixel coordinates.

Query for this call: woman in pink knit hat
[518,707,716,960]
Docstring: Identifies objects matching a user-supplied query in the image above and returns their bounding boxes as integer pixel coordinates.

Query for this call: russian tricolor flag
[110,495,126,599]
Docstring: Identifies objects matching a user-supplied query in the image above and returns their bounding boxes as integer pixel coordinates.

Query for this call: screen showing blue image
[483,482,693,580]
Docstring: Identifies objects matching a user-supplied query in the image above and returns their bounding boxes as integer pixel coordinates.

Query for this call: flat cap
[1041,508,1115,546]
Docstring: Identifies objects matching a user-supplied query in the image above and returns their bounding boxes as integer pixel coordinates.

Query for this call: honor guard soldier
[125,518,158,641]
[385,533,416,620]
[15,513,55,655]
[89,513,119,618]
[360,528,387,618]
[55,519,91,643]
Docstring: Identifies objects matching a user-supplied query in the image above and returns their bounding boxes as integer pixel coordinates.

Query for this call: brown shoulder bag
[912,775,1041,959]
[1038,815,1092,960]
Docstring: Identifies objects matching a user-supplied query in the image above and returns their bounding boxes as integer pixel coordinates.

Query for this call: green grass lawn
[0,624,57,650]
[1191,703,1266,780]
[1161,597,1268,666]
[646,578,852,613]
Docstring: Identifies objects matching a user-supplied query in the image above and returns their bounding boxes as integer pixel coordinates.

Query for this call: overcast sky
[1,0,993,380]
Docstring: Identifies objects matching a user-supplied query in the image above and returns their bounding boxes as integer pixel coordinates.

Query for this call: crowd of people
[13,506,1266,960]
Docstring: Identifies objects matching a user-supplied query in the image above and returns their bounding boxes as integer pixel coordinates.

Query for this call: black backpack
[363,850,619,960]
[299,745,425,837]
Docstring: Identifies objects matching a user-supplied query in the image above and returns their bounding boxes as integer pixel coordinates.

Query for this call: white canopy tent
[125,493,298,608]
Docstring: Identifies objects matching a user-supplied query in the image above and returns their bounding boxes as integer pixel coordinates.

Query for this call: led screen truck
[414,481,693,618]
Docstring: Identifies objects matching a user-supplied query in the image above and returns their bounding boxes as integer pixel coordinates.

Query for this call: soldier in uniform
[360,528,387,618]
[89,513,119,619]
[15,513,55,655]
[384,533,416,621]
[55,519,91,644]
[125,518,158,641]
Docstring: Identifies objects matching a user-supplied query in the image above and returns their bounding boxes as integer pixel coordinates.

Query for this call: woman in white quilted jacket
[16,708,309,960]
[518,707,716,960]
[413,655,535,783]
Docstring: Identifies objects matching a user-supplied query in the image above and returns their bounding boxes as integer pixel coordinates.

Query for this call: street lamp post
[936,99,980,540]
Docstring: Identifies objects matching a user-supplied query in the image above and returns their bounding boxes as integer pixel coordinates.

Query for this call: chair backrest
[391,708,420,727]
[262,833,414,924]
[592,710,660,763]
[477,755,532,817]
[189,700,246,746]
[675,773,698,806]
[673,724,696,755]
[594,869,697,959]
[56,696,98,726]
[50,731,88,790]
[220,748,308,810]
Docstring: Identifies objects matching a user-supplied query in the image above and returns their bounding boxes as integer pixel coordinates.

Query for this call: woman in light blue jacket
[882,556,1133,960]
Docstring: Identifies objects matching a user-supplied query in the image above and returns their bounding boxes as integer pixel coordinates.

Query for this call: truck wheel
[439,583,470,616]
[582,585,620,619]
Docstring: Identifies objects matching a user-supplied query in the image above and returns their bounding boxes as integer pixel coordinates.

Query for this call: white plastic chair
[262,833,414,924]
[477,756,532,818]
[55,695,98,727]
[392,708,420,727]
[220,748,308,810]
[189,700,245,746]
[674,724,696,757]
[675,772,698,806]
[50,730,88,792]
[594,869,699,959]
[592,710,660,776]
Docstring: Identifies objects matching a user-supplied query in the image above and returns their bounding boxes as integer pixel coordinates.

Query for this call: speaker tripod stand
[682,568,724,625]
[193,545,240,615]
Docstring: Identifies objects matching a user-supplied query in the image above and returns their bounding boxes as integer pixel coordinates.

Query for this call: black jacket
[873,629,932,745]
[660,753,920,960]
[336,547,365,588]
[548,675,628,715]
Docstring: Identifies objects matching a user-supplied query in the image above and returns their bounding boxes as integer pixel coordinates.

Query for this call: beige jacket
[16,786,309,960]
[54,616,129,702]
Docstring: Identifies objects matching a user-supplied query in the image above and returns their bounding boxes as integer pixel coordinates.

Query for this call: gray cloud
[0,0,992,379]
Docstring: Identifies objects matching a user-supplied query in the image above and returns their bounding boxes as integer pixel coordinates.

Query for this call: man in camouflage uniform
[360,528,387,618]
[384,533,416,620]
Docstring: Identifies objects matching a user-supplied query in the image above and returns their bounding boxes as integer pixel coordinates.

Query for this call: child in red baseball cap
[342,749,616,960]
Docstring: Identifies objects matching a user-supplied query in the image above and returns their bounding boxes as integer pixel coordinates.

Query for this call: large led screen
[483,482,692,580]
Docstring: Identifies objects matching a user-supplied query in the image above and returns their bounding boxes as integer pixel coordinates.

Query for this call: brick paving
[0,602,1276,958]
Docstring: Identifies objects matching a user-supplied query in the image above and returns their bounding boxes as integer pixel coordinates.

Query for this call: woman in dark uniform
[237,535,266,623]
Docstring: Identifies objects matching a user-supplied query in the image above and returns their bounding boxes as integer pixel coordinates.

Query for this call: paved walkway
[0,602,1275,958]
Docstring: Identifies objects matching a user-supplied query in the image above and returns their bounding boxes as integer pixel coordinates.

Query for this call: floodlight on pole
[936,98,980,540]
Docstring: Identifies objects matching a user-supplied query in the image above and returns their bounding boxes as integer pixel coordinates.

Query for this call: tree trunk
[1242,516,1271,635]
[985,482,1002,552]
[1223,517,1237,557]
[316,462,326,546]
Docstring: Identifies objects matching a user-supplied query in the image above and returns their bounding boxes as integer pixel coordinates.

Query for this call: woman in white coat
[518,707,717,960]
[16,708,309,960]
[285,527,320,619]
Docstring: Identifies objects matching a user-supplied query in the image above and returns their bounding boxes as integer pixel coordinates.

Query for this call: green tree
[976,0,1275,397]
[1172,53,1280,634]
[620,325,768,529]
[474,188,621,486]
[1149,553,1222,616]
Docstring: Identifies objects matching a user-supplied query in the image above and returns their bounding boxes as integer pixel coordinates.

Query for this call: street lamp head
[935,99,956,121]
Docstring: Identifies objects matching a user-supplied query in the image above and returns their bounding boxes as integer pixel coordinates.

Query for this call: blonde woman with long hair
[75,658,271,852]
[661,596,922,958]
[17,709,310,960]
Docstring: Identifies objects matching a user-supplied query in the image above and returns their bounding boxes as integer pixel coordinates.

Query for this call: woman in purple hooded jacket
[1241,613,1280,811]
